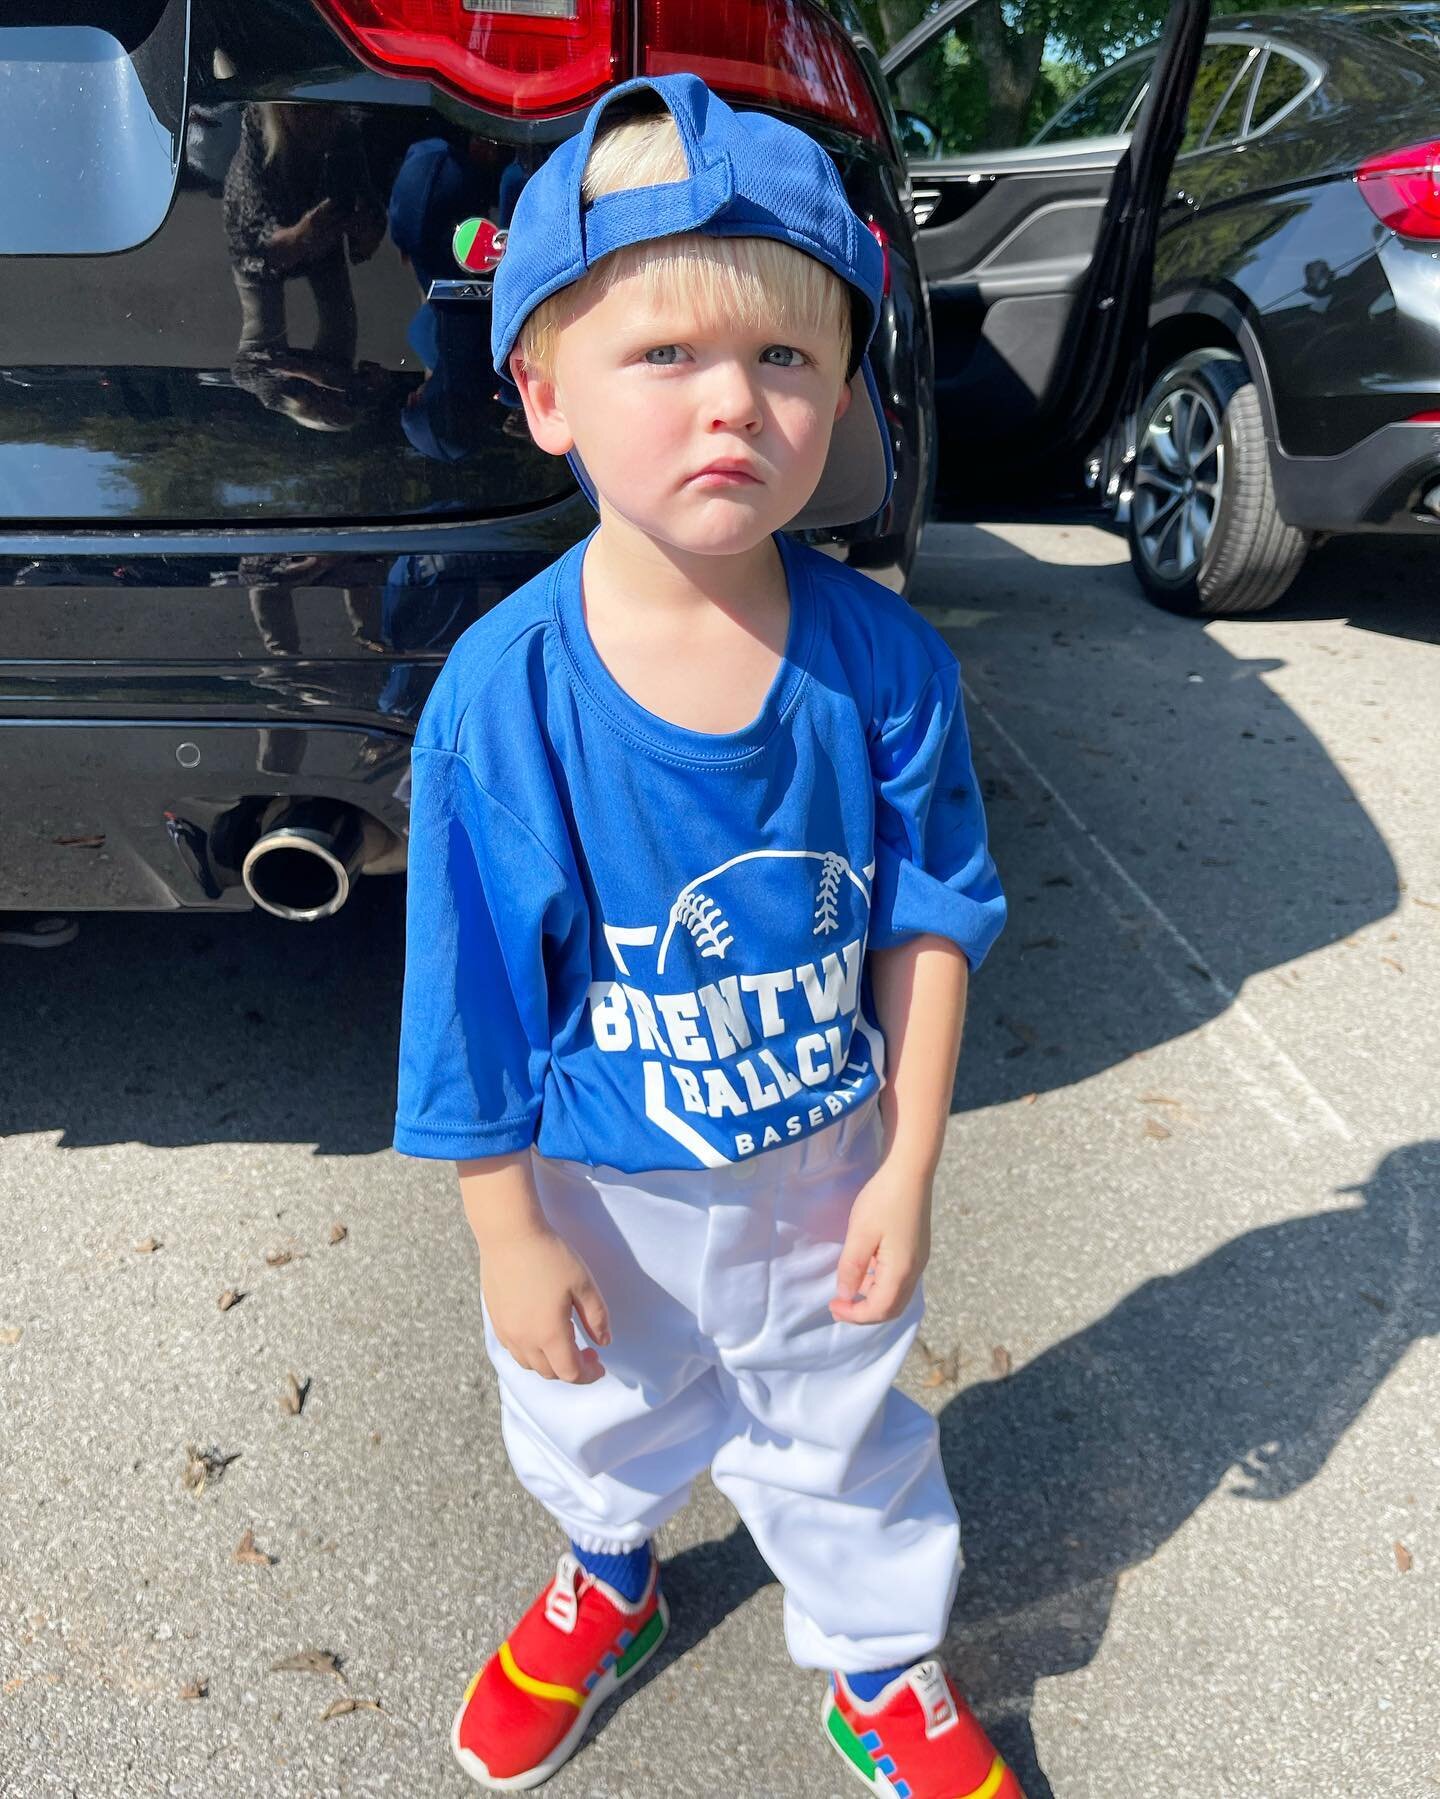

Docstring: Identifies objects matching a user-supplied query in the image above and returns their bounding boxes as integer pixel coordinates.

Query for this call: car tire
[1127,349,1311,616]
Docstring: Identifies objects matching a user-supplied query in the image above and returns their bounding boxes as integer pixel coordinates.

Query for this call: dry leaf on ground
[271,1648,346,1682]
[1144,1120,1172,1140]
[264,1249,294,1268]
[1395,1542,1414,1573]
[182,1444,240,1497]
[280,1372,309,1416]
[233,1528,275,1567]
[178,1678,208,1700]
[329,1223,348,1245]
[217,1289,242,1312]
[321,1696,384,1721]
[991,1346,1012,1378]
[0,1327,22,1346]
[134,1238,162,1254]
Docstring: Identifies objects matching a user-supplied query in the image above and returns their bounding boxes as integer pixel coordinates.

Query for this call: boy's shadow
[604,1143,1438,1797]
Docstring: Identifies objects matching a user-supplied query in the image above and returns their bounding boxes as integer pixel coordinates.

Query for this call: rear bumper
[0,719,410,912]
[1272,418,1440,533]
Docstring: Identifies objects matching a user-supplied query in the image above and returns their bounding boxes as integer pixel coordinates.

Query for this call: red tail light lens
[1357,139,1440,237]
[313,0,624,117]
[641,0,886,143]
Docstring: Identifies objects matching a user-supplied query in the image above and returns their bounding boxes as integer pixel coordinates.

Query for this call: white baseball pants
[478,1092,963,1673]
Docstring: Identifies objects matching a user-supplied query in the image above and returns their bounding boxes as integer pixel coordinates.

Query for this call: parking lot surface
[2,520,1436,1797]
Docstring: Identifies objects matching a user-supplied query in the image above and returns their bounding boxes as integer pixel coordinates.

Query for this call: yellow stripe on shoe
[497,1639,585,1709]
[958,1754,1010,1799]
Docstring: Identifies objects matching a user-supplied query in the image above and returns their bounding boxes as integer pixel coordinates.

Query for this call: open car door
[882,0,1209,506]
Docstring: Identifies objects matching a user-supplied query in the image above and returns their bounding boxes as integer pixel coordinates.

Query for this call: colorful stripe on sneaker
[825,1696,1010,1799]
[499,1605,667,1709]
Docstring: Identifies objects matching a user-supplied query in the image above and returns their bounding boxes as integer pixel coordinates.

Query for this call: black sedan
[1069,4,1440,613]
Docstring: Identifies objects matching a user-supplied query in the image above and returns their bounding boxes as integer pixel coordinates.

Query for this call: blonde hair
[516,110,852,378]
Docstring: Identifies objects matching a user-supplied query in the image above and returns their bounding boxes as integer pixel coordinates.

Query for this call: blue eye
[762,345,806,367]
[643,345,684,365]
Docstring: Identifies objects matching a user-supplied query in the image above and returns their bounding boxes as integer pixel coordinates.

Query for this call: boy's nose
[704,363,762,434]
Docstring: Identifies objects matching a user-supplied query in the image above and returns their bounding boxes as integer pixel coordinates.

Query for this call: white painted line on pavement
[963,682,1355,1145]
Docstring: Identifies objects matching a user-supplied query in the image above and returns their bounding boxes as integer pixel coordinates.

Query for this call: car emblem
[452,216,508,274]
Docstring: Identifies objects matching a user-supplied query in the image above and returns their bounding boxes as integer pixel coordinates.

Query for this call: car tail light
[312,0,626,117]
[1357,139,1440,237]
[640,0,887,143]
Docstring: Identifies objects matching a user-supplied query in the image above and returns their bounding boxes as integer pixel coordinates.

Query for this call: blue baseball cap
[489,72,894,531]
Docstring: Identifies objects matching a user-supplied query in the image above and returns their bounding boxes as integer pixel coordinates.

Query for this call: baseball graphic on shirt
[590,848,886,1167]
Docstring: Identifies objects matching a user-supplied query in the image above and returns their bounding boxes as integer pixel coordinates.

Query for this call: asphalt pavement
[2,519,1436,1798]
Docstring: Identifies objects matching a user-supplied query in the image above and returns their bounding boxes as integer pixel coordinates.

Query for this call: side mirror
[893,108,941,160]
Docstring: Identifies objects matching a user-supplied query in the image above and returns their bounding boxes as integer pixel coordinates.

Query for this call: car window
[1031,59,1153,144]
[886,3,1161,156]
[1179,43,1254,154]
[1206,48,1261,144]
[1247,48,1309,133]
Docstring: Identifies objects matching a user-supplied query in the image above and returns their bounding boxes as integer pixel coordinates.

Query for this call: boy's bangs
[599,233,850,356]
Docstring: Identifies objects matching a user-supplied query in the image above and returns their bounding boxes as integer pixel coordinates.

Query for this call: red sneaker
[822,1660,1028,1799]
[451,1549,669,1790]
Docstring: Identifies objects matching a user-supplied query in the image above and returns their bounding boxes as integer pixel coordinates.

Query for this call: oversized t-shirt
[392,530,1006,1173]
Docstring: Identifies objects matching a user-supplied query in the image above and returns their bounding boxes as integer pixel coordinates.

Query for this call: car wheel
[1128,350,1310,616]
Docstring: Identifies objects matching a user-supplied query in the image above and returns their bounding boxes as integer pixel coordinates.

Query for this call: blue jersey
[392,531,1006,1173]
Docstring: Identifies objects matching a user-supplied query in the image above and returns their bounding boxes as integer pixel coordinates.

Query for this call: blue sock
[570,1540,653,1604]
[845,1662,910,1701]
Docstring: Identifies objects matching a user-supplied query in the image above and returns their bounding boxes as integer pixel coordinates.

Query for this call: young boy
[393,74,1015,1797]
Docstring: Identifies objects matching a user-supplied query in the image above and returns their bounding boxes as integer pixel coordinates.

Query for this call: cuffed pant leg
[477,1146,734,1553]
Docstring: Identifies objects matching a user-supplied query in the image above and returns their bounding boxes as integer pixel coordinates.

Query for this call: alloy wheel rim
[1133,384,1224,581]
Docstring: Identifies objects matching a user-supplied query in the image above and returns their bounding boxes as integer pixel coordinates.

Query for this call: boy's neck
[585,506,785,624]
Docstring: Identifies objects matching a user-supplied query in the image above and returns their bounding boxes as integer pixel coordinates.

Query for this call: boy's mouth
[685,459,762,487]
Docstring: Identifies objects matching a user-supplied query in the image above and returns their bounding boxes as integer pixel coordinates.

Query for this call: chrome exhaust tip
[240,798,373,922]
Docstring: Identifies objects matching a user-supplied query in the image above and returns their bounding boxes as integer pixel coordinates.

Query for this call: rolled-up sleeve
[393,747,567,1160]
[867,660,1007,971]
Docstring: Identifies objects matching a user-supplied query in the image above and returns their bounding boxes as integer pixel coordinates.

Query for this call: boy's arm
[457,1150,612,1386]
[828,936,968,1328]
[868,933,969,1181]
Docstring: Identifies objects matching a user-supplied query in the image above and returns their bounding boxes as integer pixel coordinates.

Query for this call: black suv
[0,0,1205,926]
[887,0,1440,615]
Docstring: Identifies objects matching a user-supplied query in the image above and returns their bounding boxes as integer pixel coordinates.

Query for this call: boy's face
[513,259,852,557]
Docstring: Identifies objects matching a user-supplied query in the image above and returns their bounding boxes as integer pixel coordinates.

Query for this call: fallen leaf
[328,1222,348,1245]
[321,1696,383,1720]
[1139,1093,1182,1107]
[264,1249,294,1268]
[279,1372,310,1416]
[178,1678,208,1701]
[217,1289,242,1312]
[1395,1541,1413,1573]
[1381,957,1404,974]
[53,834,105,847]
[370,1431,382,1446]
[233,1527,275,1567]
[1020,1092,1038,1106]
[134,1237,162,1255]
[182,1444,241,1497]
[1413,896,1439,910]
[272,1648,346,1681]
[1144,1120,1172,1140]
[0,1327,22,1346]
[991,1346,1012,1378]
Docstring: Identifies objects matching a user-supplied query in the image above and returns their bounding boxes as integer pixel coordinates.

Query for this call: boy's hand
[829,1165,933,1327]
[481,1225,612,1384]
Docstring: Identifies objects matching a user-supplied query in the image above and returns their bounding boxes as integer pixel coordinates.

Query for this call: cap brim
[566,353,894,532]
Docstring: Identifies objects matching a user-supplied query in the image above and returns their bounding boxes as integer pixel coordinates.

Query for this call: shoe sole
[821,1688,1021,1799]
[450,1589,670,1792]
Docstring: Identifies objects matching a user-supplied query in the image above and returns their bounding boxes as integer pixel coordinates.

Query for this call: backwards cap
[490,73,893,531]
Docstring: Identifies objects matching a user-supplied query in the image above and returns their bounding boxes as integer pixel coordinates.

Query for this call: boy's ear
[834,377,853,423]
[510,350,575,456]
